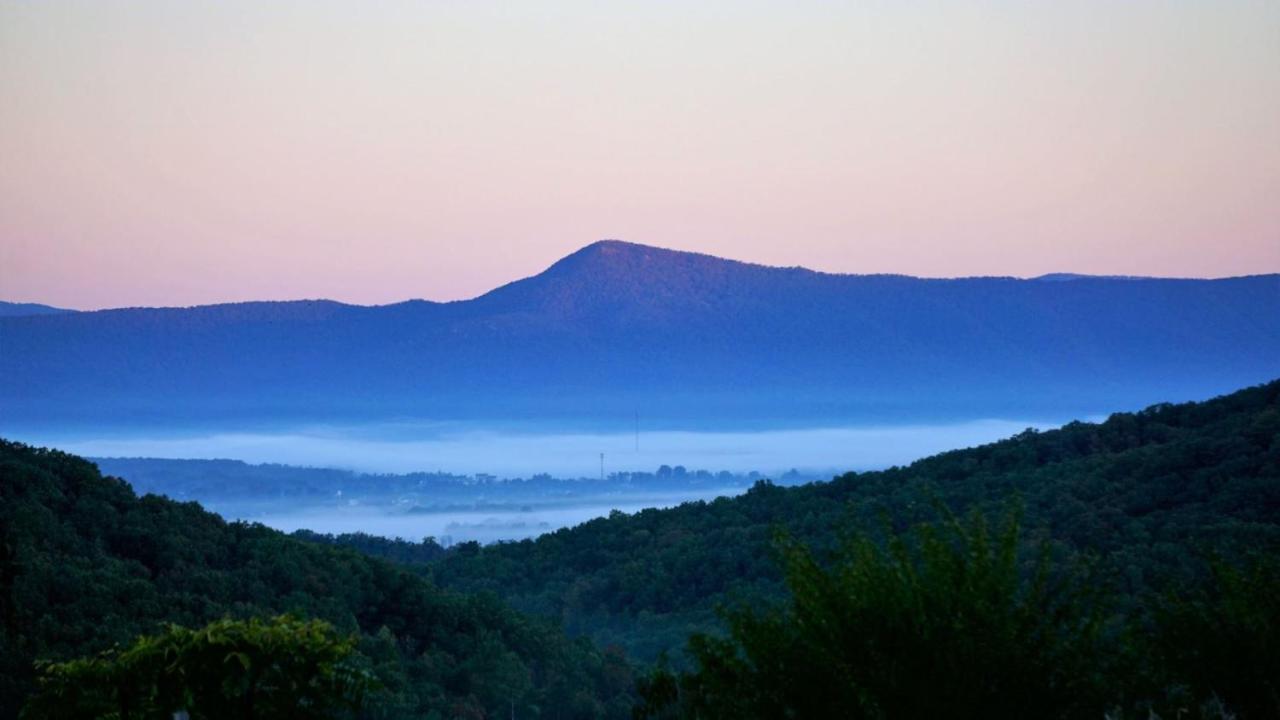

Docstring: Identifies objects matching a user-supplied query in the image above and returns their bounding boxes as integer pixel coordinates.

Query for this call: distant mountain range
[0,301,73,317]
[2,240,1278,428]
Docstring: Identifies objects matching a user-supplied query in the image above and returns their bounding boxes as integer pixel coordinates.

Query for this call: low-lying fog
[13,419,1076,543]
[222,492,744,545]
[18,419,1057,477]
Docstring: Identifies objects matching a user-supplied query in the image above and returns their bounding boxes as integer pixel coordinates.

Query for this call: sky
[2,1,1277,310]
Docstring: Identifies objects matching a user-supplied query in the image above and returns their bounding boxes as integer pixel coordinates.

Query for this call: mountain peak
[546,240,711,274]
[474,240,767,320]
[580,238,646,253]
[1033,272,1162,282]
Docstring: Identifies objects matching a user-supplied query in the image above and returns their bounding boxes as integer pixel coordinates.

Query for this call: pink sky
[2,1,1277,309]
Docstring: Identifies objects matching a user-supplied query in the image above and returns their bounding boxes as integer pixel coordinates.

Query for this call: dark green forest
[1,379,1278,717]
[634,510,1278,719]
[417,379,1280,663]
[0,440,635,719]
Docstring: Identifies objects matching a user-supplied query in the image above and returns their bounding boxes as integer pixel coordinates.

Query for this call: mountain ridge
[0,301,74,317]
[6,240,1264,313]
[2,241,1278,427]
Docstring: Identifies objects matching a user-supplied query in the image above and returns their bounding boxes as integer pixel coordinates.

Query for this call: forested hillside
[0,441,635,719]
[3,381,1276,717]
[415,379,1280,660]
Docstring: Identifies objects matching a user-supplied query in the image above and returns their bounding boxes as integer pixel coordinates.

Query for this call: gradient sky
[2,1,1277,309]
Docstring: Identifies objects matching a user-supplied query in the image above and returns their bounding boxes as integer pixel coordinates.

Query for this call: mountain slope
[2,241,1278,427]
[0,301,73,317]
[0,440,636,718]
[416,379,1280,660]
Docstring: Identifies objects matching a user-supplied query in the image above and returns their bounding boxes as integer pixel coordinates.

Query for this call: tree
[641,510,1108,719]
[21,615,375,720]
[1154,557,1280,719]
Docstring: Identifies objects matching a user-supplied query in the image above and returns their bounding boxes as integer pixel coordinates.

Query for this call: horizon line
[4,239,1276,313]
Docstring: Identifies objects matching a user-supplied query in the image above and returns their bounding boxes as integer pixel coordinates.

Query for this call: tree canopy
[22,615,372,720]
[0,440,635,719]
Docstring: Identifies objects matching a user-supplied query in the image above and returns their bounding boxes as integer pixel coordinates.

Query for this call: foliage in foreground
[1153,559,1280,719]
[22,616,371,720]
[636,511,1280,720]
[637,511,1107,719]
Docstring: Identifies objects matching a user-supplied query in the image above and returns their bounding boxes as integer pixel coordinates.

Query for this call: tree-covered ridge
[0,441,635,719]
[421,379,1280,660]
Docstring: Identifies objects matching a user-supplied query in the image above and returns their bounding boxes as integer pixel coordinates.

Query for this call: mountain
[2,240,1278,427]
[0,438,636,718]
[0,301,73,317]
